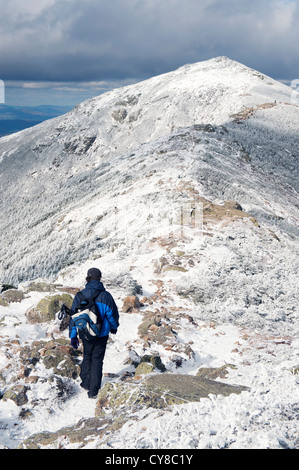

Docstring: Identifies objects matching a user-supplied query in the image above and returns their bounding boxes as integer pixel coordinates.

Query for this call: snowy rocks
[18,417,114,449]
[202,199,254,226]
[137,309,177,347]
[125,349,166,376]
[95,379,169,418]
[95,381,142,417]
[0,288,26,306]
[63,135,97,155]
[176,285,207,305]
[95,373,249,418]
[24,281,58,293]
[122,295,141,313]
[137,311,160,337]
[196,364,237,380]
[0,336,81,430]
[149,324,177,347]
[223,200,243,211]
[134,361,154,376]
[136,303,195,362]
[40,342,80,379]
[19,338,81,379]
[1,337,80,394]
[145,374,249,404]
[134,354,166,377]
[112,108,128,123]
[3,385,29,406]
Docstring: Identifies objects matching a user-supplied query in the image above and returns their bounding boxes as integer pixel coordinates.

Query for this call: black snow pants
[80,336,108,396]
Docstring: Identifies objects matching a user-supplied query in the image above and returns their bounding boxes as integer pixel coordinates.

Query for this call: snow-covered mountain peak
[0,56,298,287]
[0,56,296,168]
[63,55,294,154]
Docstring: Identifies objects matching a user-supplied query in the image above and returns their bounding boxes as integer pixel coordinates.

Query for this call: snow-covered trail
[0,280,298,449]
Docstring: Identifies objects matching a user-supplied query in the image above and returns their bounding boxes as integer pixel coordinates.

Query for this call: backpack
[71,289,103,340]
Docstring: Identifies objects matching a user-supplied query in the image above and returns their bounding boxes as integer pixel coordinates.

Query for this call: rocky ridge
[0,57,298,285]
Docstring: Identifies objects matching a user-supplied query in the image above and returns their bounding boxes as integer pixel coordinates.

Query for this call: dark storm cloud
[1,0,299,83]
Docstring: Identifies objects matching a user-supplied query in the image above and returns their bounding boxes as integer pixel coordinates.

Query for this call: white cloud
[1,0,56,21]
[0,0,298,83]
[271,2,297,34]
[4,78,139,106]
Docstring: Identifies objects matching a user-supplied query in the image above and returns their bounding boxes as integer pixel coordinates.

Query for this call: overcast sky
[1,0,298,106]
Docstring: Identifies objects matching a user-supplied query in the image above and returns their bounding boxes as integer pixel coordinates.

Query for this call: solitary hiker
[69,267,119,398]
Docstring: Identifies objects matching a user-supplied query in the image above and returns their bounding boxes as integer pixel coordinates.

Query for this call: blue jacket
[69,280,119,339]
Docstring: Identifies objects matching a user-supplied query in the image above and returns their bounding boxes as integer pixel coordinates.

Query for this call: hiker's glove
[71,338,79,349]
[110,329,117,335]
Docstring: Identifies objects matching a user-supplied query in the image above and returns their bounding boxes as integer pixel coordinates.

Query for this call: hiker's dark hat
[87,268,102,280]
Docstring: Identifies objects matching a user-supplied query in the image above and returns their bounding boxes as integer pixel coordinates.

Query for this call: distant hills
[0,104,73,137]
